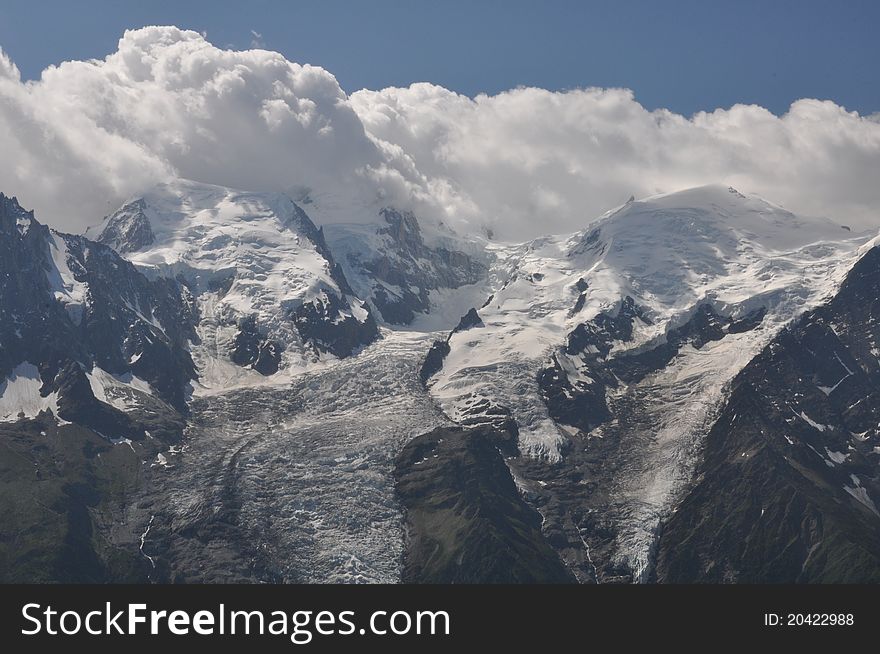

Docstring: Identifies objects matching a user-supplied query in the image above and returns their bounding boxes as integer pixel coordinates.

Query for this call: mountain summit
[90,180,379,387]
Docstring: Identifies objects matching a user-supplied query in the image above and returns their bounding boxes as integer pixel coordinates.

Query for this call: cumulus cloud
[352,84,880,238]
[0,45,171,230]
[0,26,878,239]
[0,27,425,231]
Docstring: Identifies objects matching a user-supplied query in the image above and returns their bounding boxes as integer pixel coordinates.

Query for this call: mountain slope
[421,184,870,581]
[2,181,877,585]
[395,424,575,583]
[90,180,379,389]
[1,193,195,429]
[323,208,489,327]
[655,242,880,582]
[0,193,199,582]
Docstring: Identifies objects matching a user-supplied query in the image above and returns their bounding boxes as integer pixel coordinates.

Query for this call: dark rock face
[655,247,880,583]
[347,208,487,325]
[53,361,144,439]
[455,399,520,435]
[609,304,766,385]
[394,425,575,583]
[61,234,198,411]
[0,417,155,583]
[568,226,605,259]
[292,292,379,359]
[419,340,450,385]
[1,195,88,379]
[253,342,283,376]
[92,199,155,254]
[538,355,611,433]
[231,315,283,376]
[570,277,589,315]
[540,299,766,434]
[0,193,196,418]
[453,307,484,332]
[566,296,653,358]
[538,296,651,433]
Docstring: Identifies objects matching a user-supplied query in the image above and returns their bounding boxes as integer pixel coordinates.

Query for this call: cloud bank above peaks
[352,84,880,238]
[0,26,428,232]
[1,26,878,239]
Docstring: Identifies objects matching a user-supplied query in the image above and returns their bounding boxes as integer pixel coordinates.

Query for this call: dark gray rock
[92,198,155,254]
[292,292,379,359]
[418,307,483,386]
[231,315,284,376]
[419,339,450,386]
[344,208,487,325]
[540,299,767,434]
[655,246,880,583]
[453,307,484,333]
[395,424,575,583]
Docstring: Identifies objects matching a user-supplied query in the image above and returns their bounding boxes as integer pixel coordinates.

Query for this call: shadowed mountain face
[656,246,880,583]
[394,424,575,583]
[1,193,197,418]
[0,194,197,582]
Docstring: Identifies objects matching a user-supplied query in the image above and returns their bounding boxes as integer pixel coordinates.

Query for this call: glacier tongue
[146,330,451,582]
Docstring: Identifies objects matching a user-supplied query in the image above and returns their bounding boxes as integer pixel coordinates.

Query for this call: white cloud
[0,45,172,230]
[352,84,880,239]
[0,26,878,239]
[0,27,423,232]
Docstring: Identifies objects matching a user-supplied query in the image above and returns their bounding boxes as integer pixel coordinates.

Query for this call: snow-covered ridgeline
[429,185,871,462]
[89,180,376,387]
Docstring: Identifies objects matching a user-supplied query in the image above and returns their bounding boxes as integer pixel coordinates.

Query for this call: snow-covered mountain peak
[93,180,333,290]
[91,179,378,389]
[427,185,870,462]
[584,183,857,252]
[555,184,865,322]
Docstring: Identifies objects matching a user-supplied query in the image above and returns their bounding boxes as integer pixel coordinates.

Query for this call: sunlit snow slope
[91,180,377,390]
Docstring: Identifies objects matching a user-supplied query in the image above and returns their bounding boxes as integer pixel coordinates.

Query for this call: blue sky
[0,0,877,116]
